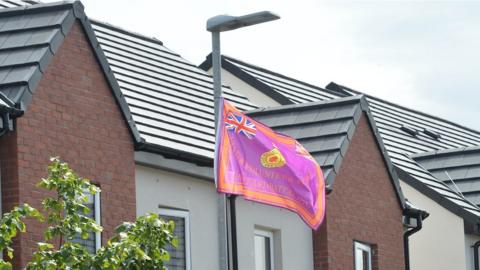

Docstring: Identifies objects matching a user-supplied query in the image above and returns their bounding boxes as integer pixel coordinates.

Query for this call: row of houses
[0,1,478,269]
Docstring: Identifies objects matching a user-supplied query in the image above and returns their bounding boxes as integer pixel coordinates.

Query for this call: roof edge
[361,100,407,210]
[327,81,480,137]
[77,13,144,144]
[247,95,365,116]
[89,18,164,46]
[221,55,347,98]
[396,165,480,226]
[200,53,292,105]
[135,151,213,182]
[137,142,213,167]
[0,0,79,15]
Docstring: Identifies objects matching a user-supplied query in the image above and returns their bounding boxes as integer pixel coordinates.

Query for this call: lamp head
[207,11,280,32]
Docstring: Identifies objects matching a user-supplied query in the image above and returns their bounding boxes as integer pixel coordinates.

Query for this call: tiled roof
[214,56,480,223]
[0,1,82,110]
[0,0,38,8]
[250,96,365,187]
[412,146,480,206]
[90,22,256,163]
[0,1,145,145]
[0,1,256,164]
[326,83,480,221]
[249,95,405,209]
[200,54,341,105]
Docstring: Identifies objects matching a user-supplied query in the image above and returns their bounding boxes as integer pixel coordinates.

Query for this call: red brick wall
[313,114,404,270]
[0,21,136,268]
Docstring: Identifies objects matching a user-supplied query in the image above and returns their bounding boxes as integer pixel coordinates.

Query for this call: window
[72,190,101,253]
[354,241,372,270]
[254,229,274,270]
[159,208,191,270]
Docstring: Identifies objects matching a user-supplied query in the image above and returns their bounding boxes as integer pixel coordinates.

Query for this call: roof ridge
[222,54,346,97]
[327,81,480,137]
[247,95,366,115]
[90,18,164,46]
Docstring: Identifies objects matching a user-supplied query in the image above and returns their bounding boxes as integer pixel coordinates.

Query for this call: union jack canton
[225,112,256,139]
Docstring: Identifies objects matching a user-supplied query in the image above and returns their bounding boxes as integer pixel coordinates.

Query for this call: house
[0,1,420,270]
[199,54,480,269]
[249,96,409,269]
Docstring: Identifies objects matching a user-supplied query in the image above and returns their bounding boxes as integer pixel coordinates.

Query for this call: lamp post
[207,11,279,270]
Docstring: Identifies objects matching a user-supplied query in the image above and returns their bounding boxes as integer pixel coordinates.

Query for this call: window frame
[158,208,191,270]
[354,241,372,270]
[254,228,275,270]
[78,189,102,252]
[93,191,101,251]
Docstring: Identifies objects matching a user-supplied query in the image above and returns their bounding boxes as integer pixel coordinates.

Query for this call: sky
[76,0,480,130]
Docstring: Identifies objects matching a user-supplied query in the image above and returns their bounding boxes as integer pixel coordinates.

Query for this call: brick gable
[313,114,404,270]
[0,21,135,268]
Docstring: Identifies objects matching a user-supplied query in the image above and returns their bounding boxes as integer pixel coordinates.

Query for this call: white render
[136,165,219,270]
[400,181,467,270]
[135,164,314,270]
[236,197,314,270]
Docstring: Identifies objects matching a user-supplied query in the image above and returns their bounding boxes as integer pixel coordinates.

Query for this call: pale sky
[75,0,480,130]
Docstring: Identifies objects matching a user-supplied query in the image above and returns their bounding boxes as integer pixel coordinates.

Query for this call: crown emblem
[260,148,286,168]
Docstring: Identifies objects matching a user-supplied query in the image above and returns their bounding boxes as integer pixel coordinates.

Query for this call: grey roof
[412,146,480,206]
[326,83,480,222]
[90,21,256,163]
[0,1,258,164]
[0,0,38,8]
[248,95,405,208]
[213,56,480,224]
[249,96,364,186]
[0,1,144,144]
[199,54,342,105]
[0,1,84,110]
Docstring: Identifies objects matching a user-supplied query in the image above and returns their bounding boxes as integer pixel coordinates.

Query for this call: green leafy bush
[0,158,175,270]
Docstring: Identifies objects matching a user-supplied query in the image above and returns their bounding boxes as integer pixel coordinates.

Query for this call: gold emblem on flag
[261,148,286,168]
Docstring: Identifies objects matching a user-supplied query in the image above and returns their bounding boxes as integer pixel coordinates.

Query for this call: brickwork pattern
[313,114,405,270]
[0,21,136,268]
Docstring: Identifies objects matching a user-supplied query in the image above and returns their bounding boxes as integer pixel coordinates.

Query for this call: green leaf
[37,242,53,251]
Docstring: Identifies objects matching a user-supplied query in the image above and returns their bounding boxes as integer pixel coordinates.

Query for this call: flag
[214,99,326,229]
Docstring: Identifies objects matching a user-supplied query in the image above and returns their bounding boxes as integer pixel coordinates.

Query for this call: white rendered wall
[236,197,314,270]
[136,165,219,270]
[206,67,281,107]
[136,164,313,270]
[400,181,467,270]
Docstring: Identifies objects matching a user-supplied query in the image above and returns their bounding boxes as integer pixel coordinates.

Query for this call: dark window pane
[362,250,369,270]
[160,214,186,270]
[71,194,97,254]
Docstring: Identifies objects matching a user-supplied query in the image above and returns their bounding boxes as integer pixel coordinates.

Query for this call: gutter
[403,206,429,270]
[0,96,23,137]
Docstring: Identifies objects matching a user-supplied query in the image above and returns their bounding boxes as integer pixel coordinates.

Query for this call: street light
[207,11,280,130]
[207,11,280,32]
[207,11,279,270]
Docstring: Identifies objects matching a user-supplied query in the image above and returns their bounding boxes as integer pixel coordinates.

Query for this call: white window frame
[354,241,372,270]
[93,191,101,251]
[158,208,191,270]
[254,229,275,270]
